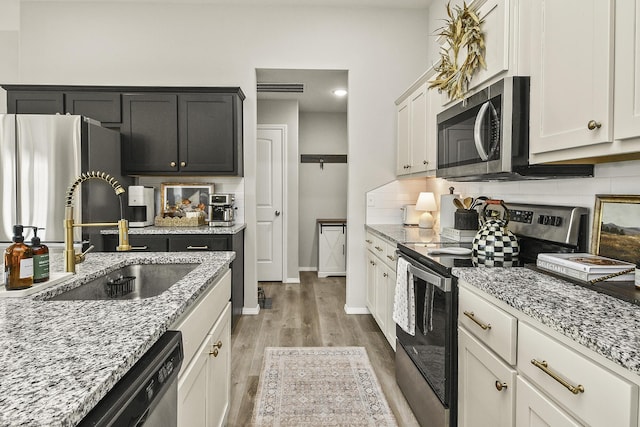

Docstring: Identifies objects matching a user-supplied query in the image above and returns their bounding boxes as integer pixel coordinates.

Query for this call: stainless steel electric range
[394,202,589,427]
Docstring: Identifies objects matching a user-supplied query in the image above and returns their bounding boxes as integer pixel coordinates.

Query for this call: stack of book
[441,227,478,242]
[536,253,636,283]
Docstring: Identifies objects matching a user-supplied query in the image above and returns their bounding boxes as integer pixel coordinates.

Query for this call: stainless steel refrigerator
[0,114,131,254]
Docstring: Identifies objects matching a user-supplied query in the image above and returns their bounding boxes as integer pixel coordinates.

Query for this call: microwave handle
[473,101,496,161]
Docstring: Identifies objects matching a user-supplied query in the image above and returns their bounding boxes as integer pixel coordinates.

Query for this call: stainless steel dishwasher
[78,330,183,427]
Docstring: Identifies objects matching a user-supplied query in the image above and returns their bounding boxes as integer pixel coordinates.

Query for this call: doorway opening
[256,68,349,288]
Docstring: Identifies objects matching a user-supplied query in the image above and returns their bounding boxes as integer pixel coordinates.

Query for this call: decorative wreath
[429,2,486,101]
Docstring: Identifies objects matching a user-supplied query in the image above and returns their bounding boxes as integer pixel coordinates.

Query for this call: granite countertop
[101,223,246,235]
[0,251,235,427]
[365,224,640,377]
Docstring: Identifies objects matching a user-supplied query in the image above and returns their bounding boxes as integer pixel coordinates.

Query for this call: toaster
[402,204,422,226]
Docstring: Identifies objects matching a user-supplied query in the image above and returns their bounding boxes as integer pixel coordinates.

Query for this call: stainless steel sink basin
[49,263,197,301]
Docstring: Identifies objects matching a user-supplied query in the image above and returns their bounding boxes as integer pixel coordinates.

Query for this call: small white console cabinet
[317,219,347,278]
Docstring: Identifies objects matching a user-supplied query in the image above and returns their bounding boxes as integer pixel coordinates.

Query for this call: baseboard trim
[284,277,301,284]
[243,305,260,315]
[343,304,370,315]
[299,267,318,272]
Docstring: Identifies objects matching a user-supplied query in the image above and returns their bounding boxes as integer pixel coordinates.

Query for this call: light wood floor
[228,271,419,426]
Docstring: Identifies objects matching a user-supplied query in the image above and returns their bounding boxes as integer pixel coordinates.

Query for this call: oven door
[395,257,457,409]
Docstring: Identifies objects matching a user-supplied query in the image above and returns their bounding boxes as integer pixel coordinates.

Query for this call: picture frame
[591,194,640,266]
[161,182,214,217]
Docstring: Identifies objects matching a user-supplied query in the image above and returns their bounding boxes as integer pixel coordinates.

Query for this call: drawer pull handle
[495,381,508,391]
[366,239,373,244]
[186,245,210,250]
[383,272,388,278]
[387,255,396,261]
[374,246,383,251]
[531,359,584,395]
[131,246,148,251]
[463,311,491,330]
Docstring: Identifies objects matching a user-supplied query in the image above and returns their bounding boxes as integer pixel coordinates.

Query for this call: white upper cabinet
[528,0,615,163]
[614,0,640,146]
[396,68,438,177]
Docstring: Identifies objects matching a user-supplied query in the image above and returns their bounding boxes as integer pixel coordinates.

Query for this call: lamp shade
[415,192,437,211]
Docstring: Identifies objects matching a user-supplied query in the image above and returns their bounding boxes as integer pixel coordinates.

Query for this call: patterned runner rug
[251,347,398,426]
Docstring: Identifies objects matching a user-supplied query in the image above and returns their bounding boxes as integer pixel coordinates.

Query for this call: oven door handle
[405,261,452,292]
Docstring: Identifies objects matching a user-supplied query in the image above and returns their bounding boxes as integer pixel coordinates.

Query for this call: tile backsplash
[365,178,427,224]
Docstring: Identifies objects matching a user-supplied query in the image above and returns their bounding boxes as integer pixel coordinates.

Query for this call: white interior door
[256,126,284,281]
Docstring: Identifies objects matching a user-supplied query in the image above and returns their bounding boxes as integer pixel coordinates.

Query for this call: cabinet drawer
[102,235,168,252]
[169,235,230,252]
[518,322,638,427]
[381,239,397,270]
[365,231,379,253]
[458,287,517,365]
[173,269,231,372]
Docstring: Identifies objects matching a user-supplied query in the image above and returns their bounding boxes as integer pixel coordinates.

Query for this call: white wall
[299,112,348,270]
[12,2,429,312]
[257,99,300,282]
[0,0,20,112]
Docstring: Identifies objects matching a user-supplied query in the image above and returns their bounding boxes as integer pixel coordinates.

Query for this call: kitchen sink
[49,263,198,301]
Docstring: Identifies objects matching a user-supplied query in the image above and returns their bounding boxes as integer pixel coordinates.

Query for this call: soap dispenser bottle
[3,225,34,290]
[27,227,49,283]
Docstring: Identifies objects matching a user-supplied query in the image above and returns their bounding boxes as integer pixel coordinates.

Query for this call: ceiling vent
[257,83,304,93]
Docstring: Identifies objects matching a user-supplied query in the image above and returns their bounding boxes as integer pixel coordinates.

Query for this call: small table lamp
[416,192,437,229]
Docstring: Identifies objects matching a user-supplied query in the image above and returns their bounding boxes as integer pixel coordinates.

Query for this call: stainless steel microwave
[436,77,593,181]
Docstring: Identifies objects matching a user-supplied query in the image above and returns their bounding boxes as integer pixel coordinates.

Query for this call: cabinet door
[178,94,238,174]
[207,304,231,427]
[384,265,397,350]
[168,235,230,252]
[317,224,346,277]
[515,377,581,427]
[122,93,178,174]
[614,0,640,141]
[396,97,411,175]
[7,91,64,114]
[409,83,429,174]
[178,336,209,427]
[458,328,516,427]
[366,252,377,315]
[374,263,390,333]
[528,0,613,157]
[65,92,122,124]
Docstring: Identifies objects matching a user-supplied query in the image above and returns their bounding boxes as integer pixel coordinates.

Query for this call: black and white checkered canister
[472,220,520,261]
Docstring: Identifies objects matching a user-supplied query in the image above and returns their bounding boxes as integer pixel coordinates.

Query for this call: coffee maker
[128,186,155,227]
[209,193,235,227]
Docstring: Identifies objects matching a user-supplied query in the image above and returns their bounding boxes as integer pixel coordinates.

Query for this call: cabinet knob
[180,161,186,167]
[170,161,177,167]
[213,340,223,349]
[275,210,281,216]
[210,348,219,357]
[365,239,373,244]
[495,381,508,391]
[423,160,428,165]
[587,120,602,130]
[383,272,388,278]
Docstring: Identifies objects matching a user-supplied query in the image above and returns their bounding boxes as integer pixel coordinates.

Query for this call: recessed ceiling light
[332,89,348,97]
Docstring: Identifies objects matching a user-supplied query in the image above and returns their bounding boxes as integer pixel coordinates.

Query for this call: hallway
[228,271,419,426]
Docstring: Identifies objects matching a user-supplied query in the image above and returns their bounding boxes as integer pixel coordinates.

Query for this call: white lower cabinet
[364,230,396,349]
[317,221,346,278]
[173,269,232,427]
[516,376,581,427]
[458,327,516,427]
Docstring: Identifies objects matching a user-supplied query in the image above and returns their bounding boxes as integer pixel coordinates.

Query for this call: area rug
[250,347,398,426]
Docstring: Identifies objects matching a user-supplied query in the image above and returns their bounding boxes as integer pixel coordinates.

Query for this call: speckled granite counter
[0,251,234,427]
[101,224,246,235]
[454,266,640,375]
[365,224,441,244]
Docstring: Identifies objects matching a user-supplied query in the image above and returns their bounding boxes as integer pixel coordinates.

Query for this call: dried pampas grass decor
[429,1,486,101]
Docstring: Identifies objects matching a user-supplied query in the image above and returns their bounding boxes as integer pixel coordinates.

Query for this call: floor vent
[257,83,304,93]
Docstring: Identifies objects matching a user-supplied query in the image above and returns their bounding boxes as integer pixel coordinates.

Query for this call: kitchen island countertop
[0,251,234,427]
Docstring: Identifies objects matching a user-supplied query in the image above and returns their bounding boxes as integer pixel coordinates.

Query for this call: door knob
[275,211,281,216]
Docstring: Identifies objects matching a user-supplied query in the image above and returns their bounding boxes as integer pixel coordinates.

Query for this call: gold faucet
[64,171,131,273]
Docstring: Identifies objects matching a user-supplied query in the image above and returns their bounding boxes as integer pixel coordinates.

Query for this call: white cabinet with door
[528,0,615,163]
[317,220,346,278]
[364,230,397,349]
[396,68,438,177]
[173,269,232,427]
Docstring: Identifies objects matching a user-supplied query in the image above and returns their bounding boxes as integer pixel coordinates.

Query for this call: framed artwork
[161,182,214,217]
[591,194,640,265]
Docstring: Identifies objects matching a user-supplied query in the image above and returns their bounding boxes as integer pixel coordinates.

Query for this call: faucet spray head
[65,171,125,207]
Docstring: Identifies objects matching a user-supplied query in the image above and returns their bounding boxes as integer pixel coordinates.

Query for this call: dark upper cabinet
[66,92,122,125]
[3,85,244,176]
[7,91,64,114]
[121,93,179,174]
